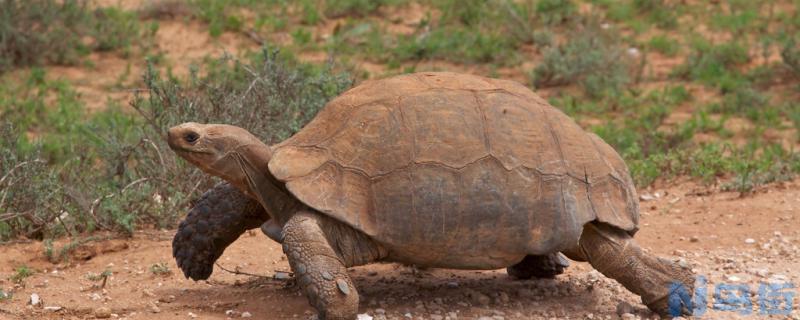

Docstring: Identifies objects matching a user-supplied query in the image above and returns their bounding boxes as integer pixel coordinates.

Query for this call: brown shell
[269,72,639,267]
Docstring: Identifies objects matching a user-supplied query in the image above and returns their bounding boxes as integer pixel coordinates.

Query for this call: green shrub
[531,22,632,98]
[673,38,750,90]
[782,36,800,77]
[324,0,394,18]
[535,0,577,25]
[646,35,679,56]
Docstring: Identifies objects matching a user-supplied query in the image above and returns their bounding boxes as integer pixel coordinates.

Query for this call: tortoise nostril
[184,132,199,144]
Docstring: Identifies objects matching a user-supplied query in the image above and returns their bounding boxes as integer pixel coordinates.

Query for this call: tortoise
[168,72,694,319]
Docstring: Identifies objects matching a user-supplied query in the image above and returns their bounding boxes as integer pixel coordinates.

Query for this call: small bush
[673,38,750,89]
[535,0,577,25]
[10,266,34,283]
[782,36,800,77]
[531,22,632,98]
[646,35,680,56]
[324,0,394,18]
[150,262,172,275]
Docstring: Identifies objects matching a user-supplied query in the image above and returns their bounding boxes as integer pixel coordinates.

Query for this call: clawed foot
[507,253,570,279]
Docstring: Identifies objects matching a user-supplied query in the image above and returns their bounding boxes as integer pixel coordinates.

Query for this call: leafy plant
[150,262,172,275]
[10,266,34,283]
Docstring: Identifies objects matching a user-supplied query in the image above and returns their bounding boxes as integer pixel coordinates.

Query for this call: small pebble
[616,301,635,316]
[242,311,252,318]
[745,238,756,244]
[620,313,635,320]
[95,307,111,319]
[29,293,41,306]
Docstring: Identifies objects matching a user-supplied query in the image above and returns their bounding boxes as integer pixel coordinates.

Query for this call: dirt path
[0,179,798,320]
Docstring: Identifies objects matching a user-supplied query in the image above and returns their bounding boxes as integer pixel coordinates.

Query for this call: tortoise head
[167,122,272,198]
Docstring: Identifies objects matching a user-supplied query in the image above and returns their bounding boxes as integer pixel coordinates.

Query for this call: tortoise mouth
[171,146,214,155]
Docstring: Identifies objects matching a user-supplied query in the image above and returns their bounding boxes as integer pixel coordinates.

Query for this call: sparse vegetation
[532,21,633,98]
[10,266,34,283]
[0,46,350,241]
[0,0,151,73]
[150,262,172,275]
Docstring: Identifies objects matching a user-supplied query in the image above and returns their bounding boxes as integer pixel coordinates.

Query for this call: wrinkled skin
[168,115,694,319]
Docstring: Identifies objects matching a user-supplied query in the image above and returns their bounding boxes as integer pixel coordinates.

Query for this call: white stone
[29,293,41,306]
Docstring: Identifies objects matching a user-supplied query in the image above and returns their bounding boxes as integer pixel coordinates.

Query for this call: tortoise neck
[234,144,303,226]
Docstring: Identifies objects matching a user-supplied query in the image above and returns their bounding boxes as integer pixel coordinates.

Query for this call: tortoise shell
[268,72,639,268]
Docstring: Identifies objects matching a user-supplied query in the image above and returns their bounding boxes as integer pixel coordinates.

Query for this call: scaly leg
[579,222,695,317]
[282,211,386,320]
[173,182,269,280]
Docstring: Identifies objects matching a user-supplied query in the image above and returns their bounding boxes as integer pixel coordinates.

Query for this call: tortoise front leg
[282,211,386,320]
[507,253,570,279]
[173,182,269,280]
[579,222,695,317]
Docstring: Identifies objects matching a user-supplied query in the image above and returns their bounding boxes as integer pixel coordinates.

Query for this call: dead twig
[213,262,281,280]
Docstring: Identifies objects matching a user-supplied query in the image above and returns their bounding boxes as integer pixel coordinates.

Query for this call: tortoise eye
[184,132,199,143]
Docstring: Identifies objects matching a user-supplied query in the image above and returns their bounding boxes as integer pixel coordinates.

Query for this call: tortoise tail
[173,182,268,280]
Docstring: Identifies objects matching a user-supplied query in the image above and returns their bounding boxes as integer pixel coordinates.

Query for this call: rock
[242,311,253,318]
[95,307,112,319]
[431,315,444,320]
[446,281,459,288]
[620,313,636,320]
[43,306,62,312]
[745,238,756,244]
[159,295,176,303]
[188,312,197,318]
[466,290,491,306]
[516,288,535,299]
[149,302,161,313]
[616,301,635,316]
[477,317,494,320]
[639,194,655,201]
[374,308,386,315]
[690,236,699,242]
[29,293,41,306]
[274,271,292,280]
[495,291,510,304]
[142,289,156,298]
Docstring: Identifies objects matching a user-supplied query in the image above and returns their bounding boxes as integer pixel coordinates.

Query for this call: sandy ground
[0,179,798,320]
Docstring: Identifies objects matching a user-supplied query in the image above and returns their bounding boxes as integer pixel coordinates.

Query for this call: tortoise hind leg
[282,211,386,320]
[173,182,269,280]
[579,222,695,317]
[507,253,570,279]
